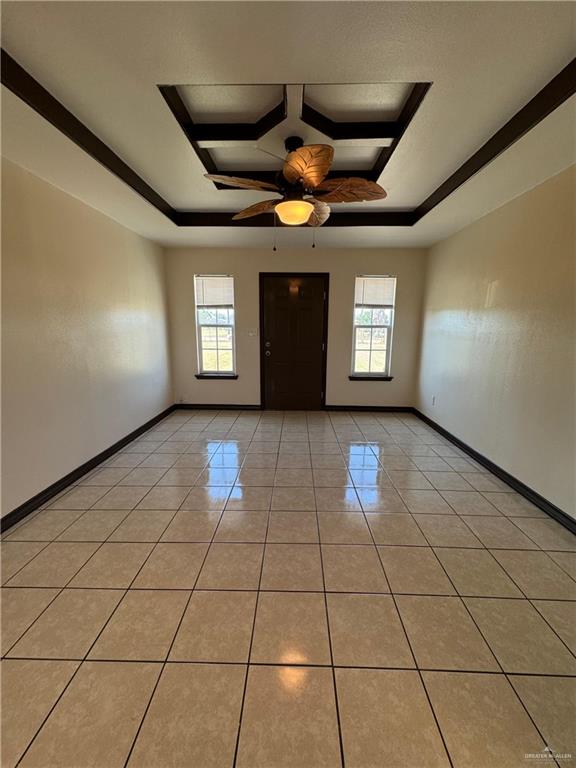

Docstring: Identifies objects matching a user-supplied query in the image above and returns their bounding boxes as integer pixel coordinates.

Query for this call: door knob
[265,350,271,357]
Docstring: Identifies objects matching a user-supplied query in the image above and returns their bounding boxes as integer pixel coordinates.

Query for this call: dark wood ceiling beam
[159,85,287,142]
[172,209,417,227]
[186,96,287,141]
[300,102,401,140]
[1,48,176,221]
[413,59,576,221]
[370,82,432,180]
[158,85,217,174]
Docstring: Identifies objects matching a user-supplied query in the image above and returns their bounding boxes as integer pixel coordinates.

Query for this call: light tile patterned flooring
[1,409,575,767]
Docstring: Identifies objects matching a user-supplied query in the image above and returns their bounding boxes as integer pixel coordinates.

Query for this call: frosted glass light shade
[275,200,314,225]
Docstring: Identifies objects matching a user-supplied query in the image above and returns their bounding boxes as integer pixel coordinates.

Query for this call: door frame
[259,272,330,410]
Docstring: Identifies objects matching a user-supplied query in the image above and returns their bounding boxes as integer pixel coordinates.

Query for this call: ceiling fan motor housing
[284,136,305,153]
[282,187,308,201]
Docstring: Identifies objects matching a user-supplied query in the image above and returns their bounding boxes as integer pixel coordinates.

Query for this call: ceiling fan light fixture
[208,142,386,225]
[275,199,314,226]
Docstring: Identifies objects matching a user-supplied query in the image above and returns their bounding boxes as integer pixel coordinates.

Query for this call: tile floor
[1,409,575,767]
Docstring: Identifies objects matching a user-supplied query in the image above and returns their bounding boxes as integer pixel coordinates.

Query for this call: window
[194,275,236,374]
[351,275,396,376]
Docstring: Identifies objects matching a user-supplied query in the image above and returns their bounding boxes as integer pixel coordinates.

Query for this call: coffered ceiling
[1,1,575,247]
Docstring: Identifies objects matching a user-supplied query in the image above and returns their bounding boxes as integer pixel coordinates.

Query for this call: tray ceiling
[1,1,575,246]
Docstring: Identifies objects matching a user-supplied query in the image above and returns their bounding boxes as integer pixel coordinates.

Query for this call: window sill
[195,373,238,380]
[349,375,394,381]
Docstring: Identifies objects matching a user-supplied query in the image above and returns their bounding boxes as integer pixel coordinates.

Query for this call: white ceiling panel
[180,84,284,122]
[304,83,413,121]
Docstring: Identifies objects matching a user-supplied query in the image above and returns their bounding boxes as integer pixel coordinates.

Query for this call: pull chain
[312,226,316,249]
[273,212,277,252]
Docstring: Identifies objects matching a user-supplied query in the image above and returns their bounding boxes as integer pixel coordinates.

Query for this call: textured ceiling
[1,1,575,246]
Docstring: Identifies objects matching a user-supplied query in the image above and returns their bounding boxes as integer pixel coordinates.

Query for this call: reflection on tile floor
[1,409,575,767]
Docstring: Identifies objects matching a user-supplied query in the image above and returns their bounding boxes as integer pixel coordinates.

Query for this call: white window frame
[194,275,236,375]
[351,275,397,377]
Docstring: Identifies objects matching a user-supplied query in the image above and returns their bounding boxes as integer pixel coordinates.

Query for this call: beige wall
[418,167,575,515]
[3,159,573,517]
[164,247,426,408]
[1,160,172,515]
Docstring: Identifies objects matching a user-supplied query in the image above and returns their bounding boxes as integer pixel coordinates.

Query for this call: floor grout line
[3,584,575,600]
[3,656,576,676]
[231,411,279,768]
[312,474,347,768]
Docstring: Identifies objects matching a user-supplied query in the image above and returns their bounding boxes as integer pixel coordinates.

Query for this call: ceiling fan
[204,136,387,226]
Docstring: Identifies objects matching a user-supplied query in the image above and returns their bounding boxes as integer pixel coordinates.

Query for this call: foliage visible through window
[194,275,236,373]
[352,276,396,375]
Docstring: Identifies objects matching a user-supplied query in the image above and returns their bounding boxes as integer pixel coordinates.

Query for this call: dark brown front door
[260,273,329,410]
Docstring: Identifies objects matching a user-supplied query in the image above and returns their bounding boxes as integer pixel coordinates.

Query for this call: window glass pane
[218,350,233,371]
[198,308,217,325]
[217,328,233,348]
[354,351,370,373]
[202,350,218,371]
[370,350,386,373]
[354,307,373,326]
[371,328,387,350]
[372,308,392,326]
[201,326,217,346]
[216,308,231,325]
[355,328,372,349]
[197,307,236,325]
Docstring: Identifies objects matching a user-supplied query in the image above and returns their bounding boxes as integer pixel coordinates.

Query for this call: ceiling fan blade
[314,177,387,203]
[205,174,279,192]
[283,144,334,188]
[232,199,279,220]
[307,200,331,227]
